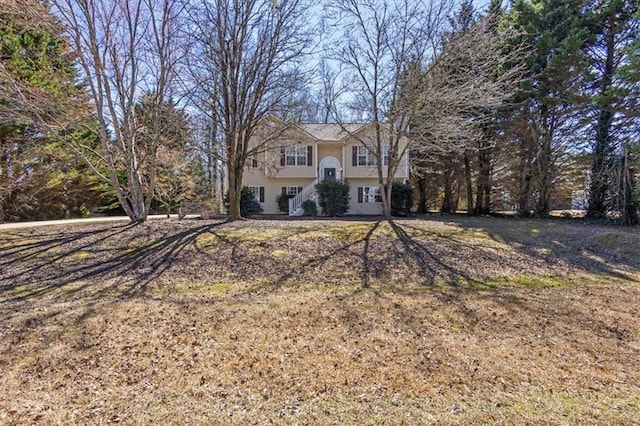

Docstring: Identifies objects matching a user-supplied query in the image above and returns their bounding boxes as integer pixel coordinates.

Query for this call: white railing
[289,179,318,215]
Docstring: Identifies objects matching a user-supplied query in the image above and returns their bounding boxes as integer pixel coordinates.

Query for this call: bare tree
[189,112,225,211]
[327,0,453,217]
[410,7,526,214]
[154,145,198,216]
[184,0,313,220]
[315,60,346,124]
[51,0,184,222]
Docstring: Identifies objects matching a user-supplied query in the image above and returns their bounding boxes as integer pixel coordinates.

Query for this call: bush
[391,182,413,216]
[316,179,349,216]
[301,199,318,216]
[224,187,263,217]
[276,194,295,213]
[240,187,263,217]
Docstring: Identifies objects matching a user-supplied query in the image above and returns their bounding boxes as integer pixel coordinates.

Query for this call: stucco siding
[242,176,315,214]
[345,178,385,215]
[237,117,411,215]
[343,141,409,180]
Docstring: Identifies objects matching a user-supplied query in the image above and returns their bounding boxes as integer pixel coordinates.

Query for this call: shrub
[391,182,413,216]
[276,194,295,213]
[301,199,318,216]
[316,179,349,216]
[240,187,263,217]
[224,187,263,217]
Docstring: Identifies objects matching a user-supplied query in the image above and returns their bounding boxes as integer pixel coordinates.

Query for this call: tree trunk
[441,157,456,214]
[535,128,552,217]
[517,130,534,217]
[227,157,244,221]
[380,183,392,218]
[621,150,638,225]
[475,137,492,215]
[587,24,616,218]
[416,177,428,214]
[588,109,613,218]
[463,152,474,215]
[128,167,149,222]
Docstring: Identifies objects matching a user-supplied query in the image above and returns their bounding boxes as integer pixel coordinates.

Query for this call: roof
[257,114,393,142]
[295,123,366,141]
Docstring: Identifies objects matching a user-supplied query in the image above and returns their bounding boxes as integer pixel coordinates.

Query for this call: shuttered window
[248,186,265,203]
[353,145,390,166]
[357,186,381,203]
[282,145,312,166]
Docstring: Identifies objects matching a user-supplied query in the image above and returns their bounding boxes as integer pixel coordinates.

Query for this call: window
[357,186,381,203]
[381,145,389,166]
[356,145,376,166]
[247,156,258,168]
[282,186,304,196]
[283,145,312,166]
[248,186,265,203]
[353,145,389,166]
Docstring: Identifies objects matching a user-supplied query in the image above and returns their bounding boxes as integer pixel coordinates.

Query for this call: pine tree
[0,0,106,221]
[585,0,639,222]
[134,96,200,216]
[508,0,591,216]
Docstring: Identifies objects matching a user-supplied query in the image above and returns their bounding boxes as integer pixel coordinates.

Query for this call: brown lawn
[0,216,639,424]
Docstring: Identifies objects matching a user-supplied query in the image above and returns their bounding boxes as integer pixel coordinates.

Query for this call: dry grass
[1,216,639,424]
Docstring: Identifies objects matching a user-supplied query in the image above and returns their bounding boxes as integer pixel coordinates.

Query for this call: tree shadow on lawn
[248,217,543,294]
[3,216,637,306]
[432,215,640,282]
[2,215,638,326]
[2,216,639,369]
[251,220,383,291]
[0,220,229,310]
[249,216,639,302]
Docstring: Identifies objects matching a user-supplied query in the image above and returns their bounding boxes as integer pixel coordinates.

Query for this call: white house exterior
[240,116,410,215]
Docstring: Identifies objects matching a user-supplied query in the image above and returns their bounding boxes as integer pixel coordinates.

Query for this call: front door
[324,167,336,180]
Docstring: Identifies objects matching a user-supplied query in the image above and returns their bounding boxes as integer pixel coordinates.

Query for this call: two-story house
[240,115,410,215]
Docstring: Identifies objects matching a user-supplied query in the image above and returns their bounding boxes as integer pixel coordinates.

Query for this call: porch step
[288,179,319,216]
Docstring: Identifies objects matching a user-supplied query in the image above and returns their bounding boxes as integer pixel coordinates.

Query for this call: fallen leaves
[0,217,639,423]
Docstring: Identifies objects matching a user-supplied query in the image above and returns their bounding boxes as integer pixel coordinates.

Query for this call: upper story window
[381,145,389,166]
[281,145,312,166]
[356,145,376,166]
[353,145,389,166]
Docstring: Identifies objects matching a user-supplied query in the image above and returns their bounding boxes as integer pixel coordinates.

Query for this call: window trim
[381,145,389,166]
[357,186,382,203]
[248,186,265,203]
[354,145,389,167]
[282,186,304,196]
[283,145,312,166]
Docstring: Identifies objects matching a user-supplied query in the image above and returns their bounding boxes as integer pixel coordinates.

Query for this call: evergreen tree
[134,96,200,216]
[585,0,639,222]
[409,1,523,215]
[0,0,106,221]
[508,0,591,216]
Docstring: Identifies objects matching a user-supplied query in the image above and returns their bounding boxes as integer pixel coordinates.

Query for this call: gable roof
[257,114,395,142]
[296,123,366,141]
